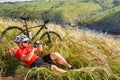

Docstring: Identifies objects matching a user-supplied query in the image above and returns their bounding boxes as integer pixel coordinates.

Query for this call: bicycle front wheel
[0,26,25,45]
[40,31,61,45]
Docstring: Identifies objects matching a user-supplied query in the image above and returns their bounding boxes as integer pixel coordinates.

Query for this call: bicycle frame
[23,19,49,41]
[0,17,61,45]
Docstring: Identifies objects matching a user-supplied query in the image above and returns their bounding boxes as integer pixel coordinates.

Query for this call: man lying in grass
[5,34,73,73]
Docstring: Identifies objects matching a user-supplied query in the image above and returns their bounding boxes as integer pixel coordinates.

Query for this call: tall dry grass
[0,18,120,80]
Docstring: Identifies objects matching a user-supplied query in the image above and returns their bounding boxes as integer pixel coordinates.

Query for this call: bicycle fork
[45,27,52,43]
[46,31,51,43]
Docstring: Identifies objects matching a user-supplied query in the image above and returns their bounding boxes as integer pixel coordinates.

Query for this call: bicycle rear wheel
[0,26,25,46]
[40,31,61,45]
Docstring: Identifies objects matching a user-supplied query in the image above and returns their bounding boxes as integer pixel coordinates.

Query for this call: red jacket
[15,45,41,66]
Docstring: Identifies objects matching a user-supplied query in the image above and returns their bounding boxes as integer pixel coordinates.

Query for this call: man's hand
[33,40,43,48]
[5,47,18,57]
[5,49,11,55]
[37,40,44,45]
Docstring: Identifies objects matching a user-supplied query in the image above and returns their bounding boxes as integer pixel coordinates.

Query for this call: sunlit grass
[0,19,120,80]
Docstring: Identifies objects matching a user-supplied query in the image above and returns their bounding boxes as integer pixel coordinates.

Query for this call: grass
[0,18,120,80]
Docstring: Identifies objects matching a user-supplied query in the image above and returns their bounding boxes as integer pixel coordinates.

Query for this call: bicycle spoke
[40,31,61,45]
[1,26,25,46]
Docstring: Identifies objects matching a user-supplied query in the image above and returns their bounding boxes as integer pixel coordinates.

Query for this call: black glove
[33,42,38,48]
[33,40,43,48]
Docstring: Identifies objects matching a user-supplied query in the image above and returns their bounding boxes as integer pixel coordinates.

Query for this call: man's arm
[35,44,42,54]
[34,40,43,54]
[20,48,36,61]
[20,40,43,61]
[5,47,18,57]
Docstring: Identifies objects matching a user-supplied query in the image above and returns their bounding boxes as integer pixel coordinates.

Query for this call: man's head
[13,34,30,47]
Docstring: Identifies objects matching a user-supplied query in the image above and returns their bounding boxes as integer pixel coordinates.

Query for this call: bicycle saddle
[20,17,29,21]
[44,19,49,24]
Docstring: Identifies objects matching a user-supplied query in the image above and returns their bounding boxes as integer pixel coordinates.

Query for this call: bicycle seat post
[23,19,30,38]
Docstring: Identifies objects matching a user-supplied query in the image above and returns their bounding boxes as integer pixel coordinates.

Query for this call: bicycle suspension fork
[44,25,51,43]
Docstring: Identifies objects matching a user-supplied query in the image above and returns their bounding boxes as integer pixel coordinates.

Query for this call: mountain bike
[0,17,61,45]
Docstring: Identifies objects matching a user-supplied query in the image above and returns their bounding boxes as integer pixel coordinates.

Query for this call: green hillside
[0,0,120,80]
[0,0,120,32]
[86,6,120,34]
[1,1,120,80]
[0,1,102,24]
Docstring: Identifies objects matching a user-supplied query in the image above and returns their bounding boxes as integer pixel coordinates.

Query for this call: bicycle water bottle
[28,31,32,39]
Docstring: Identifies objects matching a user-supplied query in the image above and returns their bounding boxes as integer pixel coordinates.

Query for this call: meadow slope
[0,18,120,80]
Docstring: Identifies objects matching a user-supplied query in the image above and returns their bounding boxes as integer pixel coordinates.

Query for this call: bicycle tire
[0,26,25,45]
[40,31,61,44]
